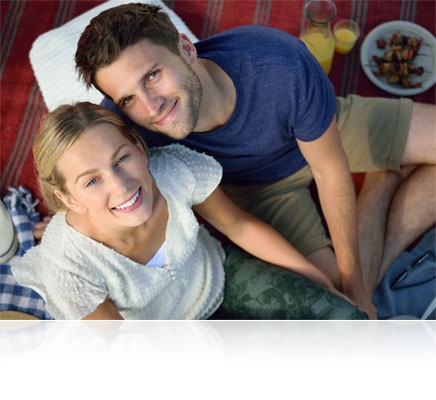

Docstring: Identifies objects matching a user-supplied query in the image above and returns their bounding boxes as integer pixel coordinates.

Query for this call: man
[75,3,436,319]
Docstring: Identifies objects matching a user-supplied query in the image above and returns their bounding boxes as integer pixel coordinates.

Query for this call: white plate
[360,20,436,96]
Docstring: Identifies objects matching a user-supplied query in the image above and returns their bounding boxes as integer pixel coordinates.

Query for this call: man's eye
[121,96,133,108]
[146,71,158,85]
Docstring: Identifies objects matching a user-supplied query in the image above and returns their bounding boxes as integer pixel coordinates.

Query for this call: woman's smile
[112,187,143,213]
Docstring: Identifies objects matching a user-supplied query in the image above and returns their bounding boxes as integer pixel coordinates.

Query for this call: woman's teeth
[114,190,140,210]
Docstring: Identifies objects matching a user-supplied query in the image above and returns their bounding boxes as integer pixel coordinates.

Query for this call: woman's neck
[66,188,168,264]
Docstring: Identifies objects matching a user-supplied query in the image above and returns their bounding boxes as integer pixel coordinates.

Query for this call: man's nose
[137,90,163,116]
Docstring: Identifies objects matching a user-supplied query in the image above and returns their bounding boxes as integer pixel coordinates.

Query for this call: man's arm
[193,186,348,296]
[297,117,376,319]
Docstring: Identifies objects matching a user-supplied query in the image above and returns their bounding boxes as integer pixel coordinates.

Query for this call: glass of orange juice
[333,19,360,54]
[300,32,335,74]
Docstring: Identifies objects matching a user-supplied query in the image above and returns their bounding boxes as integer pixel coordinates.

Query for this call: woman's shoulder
[149,144,222,205]
[40,212,75,247]
[150,143,217,163]
[150,144,221,180]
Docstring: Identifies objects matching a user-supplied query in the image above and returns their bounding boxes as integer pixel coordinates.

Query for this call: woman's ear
[178,33,197,65]
[54,190,87,215]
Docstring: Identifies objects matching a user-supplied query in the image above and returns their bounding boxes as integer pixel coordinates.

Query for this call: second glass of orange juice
[333,19,360,54]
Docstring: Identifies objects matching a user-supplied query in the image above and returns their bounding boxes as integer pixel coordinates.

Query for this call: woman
[12,102,365,320]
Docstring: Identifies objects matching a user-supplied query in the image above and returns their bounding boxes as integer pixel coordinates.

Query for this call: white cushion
[29,0,198,111]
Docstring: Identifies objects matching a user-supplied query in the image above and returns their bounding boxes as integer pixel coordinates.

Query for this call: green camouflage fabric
[215,246,367,320]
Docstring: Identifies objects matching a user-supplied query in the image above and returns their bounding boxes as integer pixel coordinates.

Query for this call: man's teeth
[114,191,140,210]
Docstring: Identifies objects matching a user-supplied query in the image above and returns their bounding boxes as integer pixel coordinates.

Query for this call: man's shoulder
[196,25,304,67]
[198,25,299,47]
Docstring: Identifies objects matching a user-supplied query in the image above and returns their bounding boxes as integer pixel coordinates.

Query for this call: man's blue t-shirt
[101,25,337,185]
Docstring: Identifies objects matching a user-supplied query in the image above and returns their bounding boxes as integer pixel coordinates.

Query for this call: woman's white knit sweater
[12,144,226,319]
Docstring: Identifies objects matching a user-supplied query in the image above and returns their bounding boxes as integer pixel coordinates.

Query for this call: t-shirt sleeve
[11,248,108,320]
[175,145,223,204]
[291,40,337,142]
[150,144,223,205]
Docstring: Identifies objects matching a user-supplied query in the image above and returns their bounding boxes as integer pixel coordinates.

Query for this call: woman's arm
[82,296,123,320]
[193,187,338,292]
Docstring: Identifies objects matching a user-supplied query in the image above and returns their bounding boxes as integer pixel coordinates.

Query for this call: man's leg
[221,166,331,259]
[356,102,436,294]
[358,165,436,295]
[356,168,413,294]
[377,164,436,287]
[337,96,435,295]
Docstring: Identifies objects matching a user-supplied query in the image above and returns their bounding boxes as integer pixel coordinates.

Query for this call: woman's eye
[116,155,129,166]
[86,178,97,188]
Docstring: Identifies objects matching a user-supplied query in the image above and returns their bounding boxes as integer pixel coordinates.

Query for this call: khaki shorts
[222,95,413,256]
[336,95,412,172]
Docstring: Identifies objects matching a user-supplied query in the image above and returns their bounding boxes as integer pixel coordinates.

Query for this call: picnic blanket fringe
[0,186,53,319]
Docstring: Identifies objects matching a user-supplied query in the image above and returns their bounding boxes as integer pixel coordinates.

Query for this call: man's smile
[153,99,179,126]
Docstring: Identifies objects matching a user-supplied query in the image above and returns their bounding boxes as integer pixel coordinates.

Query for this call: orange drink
[333,20,360,54]
[300,32,335,74]
[334,28,358,53]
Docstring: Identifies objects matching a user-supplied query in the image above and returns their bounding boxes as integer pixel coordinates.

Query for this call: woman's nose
[108,169,129,192]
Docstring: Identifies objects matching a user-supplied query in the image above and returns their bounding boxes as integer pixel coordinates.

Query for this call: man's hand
[346,285,377,319]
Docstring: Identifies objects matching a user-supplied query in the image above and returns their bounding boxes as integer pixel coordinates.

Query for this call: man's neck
[193,58,236,133]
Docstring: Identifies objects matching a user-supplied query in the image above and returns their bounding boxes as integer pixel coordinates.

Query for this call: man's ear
[54,190,87,215]
[178,33,197,65]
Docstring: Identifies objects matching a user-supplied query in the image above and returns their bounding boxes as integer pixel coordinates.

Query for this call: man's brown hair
[75,3,180,92]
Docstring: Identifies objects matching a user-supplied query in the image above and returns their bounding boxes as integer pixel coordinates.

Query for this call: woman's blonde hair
[33,102,147,212]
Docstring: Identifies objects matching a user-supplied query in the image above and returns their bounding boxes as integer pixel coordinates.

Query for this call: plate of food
[360,20,436,96]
